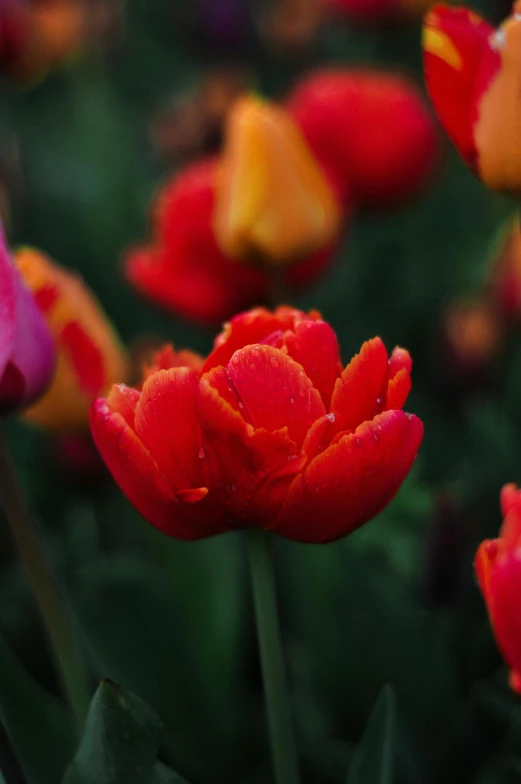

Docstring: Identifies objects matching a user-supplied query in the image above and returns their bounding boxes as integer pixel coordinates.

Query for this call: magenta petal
[0,228,55,413]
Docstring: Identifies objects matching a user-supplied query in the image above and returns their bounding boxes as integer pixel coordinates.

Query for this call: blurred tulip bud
[0,229,55,415]
[286,68,442,209]
[423,4,521,195]
[440,299,504,391]
[214,95,341,265]
[15,247,128,433]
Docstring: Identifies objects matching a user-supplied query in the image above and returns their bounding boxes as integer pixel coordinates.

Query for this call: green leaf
[0,630,76,784]
[347,685,396,784]
[63,680,189,784]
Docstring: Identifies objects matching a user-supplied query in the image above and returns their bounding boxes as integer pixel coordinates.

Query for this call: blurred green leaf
[346,685,396,784]
[63,680,189,784]
[0,630,76,784]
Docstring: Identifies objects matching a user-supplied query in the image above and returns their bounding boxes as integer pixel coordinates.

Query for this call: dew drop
[356,437,361,446]
[326,413,335,423]
[270,358,279,368]
[198,448,205,459]
[290,396,295,404]
[376,396,383,406]
[249,363,256,370]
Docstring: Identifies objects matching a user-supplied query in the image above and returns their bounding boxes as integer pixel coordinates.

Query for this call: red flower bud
[286,68,441,209]
[476,485,521,694]
[90,307,423,543]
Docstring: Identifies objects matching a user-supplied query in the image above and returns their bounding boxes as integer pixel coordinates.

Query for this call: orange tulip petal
[271,410,424,543]
[330,337,388,432]
[227,344,325,448]
[89,399,218,540]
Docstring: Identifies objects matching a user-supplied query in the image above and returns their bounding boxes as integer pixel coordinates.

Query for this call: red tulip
[423,4,521,194]
[286,68,441,209]
[0,228,55,414]
[124,158,339,325]
[476,484,521,694]
[90,307,423,543]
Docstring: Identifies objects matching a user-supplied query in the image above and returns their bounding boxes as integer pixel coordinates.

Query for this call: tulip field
[1,0,521,782]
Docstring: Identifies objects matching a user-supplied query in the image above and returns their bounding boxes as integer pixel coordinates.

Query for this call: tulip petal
[271,410,423,543]
[423,5,494,166]
[134,368,204,491]
[500,483,521,518]
[227,344,325,448]
[281,318,342,408]
[203,306,308,372]
[488,552,521,687]
[0,236,17,377]
[90,399,219,540]
[330,337,388,431]
[197,375,301,524]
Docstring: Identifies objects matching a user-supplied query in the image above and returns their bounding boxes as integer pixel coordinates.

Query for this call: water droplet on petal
[326,413,335,423]
[198,448,205,459]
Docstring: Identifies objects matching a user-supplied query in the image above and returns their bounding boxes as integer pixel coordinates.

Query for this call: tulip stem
[0,426,89,731]
[247,528,300,784]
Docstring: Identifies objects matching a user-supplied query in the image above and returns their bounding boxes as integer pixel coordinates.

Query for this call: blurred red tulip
[0,227,55,414]
[124,158,341,325]
[286,68,442,209]
[423,4,521,194]
[476,484,521,694]
[90,306,423,543]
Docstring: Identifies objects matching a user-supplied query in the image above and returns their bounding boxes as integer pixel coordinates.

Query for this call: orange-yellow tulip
[213,95,341,265]
[15,247,128,433]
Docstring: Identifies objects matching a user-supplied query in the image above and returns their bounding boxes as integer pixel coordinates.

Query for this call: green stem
[247,528,300,784]
[0,426,89,731]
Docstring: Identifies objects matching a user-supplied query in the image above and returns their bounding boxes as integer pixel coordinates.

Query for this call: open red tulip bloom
[0,229,55,414]
[423,3,521,193]
[476,485,521,694]
[90,307,423,543]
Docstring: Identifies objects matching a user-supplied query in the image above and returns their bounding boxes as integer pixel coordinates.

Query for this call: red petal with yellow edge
[197,375,301,525]
[423,5,493,167]
[227,344,325,448]
[487,552,521,688]
[280,318,342,408]
[89,399,220,540]
[134,368,204,491]
[330,337,388,432]
[203,306,309,373]
[271,410,423,543]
